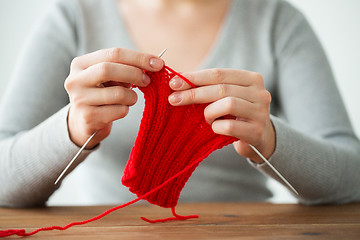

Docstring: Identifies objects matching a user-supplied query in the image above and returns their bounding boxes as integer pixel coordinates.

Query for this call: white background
[0,0,359,204]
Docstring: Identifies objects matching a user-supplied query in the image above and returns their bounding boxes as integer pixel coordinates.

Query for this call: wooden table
[1,202,360,239]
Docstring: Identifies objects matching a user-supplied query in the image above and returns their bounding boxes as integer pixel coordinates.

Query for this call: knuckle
[256,72,264,81]
[71,94,84,105]
[113,87,126,103]
[263,90,272,104]
[134,53,148,67]
[253,72,264,86]
[70,56,81,69]
[188,88,197,101]
[211,68,224,82]
[107,47,122,61]
[64,76,74,92]
[97,62,112,78]
[67,86,84,105]
[224,97,237,112]
[217,84,228,98]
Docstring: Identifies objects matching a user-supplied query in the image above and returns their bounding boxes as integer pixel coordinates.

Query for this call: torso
[61,0,275,204]
[117,0,231,72]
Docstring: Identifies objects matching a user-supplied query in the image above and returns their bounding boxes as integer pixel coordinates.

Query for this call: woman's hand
[168,69,275,163]
[64,48,164,149]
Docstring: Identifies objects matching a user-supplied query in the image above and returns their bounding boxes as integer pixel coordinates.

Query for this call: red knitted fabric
[0,66,237,238]
[122,66,236,208]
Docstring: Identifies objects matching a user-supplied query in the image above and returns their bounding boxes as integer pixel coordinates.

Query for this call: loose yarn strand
[0,148,204,237]
[141,207,198,223]
[0,67,213,238]
[164,66,197,88]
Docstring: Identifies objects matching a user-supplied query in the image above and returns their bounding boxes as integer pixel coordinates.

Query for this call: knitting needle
[158,48,167,58]
[54,131,97,185]
[55,49,168,185]
[249,144,299,195]
[55,49,298,197]
[158,50,297,194]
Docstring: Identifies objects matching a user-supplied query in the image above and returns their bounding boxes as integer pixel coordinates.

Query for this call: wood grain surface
[1,202,360,239]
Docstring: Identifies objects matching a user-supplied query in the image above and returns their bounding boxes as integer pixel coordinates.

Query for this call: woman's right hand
[64,48,164,149]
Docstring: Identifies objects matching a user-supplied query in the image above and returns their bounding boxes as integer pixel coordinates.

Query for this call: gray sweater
[1,0,359,207]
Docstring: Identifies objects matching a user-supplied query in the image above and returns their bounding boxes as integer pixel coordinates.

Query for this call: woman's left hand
[168,68,275,163]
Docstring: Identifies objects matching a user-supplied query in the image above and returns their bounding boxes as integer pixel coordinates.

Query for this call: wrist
[262,119,276,160]
[248,120,276,164]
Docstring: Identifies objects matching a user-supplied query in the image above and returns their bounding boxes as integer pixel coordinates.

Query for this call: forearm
[0,106,93,207]
[250,116,360,205]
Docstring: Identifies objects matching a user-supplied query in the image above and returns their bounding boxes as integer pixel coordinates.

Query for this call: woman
[0,0,359,207]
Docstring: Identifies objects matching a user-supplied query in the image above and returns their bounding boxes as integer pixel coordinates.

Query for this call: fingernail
[169,93,183,105]
[149,58,163,69]
[169,77,184,89]
[142,73,151,85]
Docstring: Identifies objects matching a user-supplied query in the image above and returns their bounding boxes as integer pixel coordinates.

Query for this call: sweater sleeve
[0,0,94,207]
[249,1,360,205]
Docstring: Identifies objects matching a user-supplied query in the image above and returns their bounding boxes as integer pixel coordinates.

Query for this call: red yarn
[122,66,236,208]
[0,66,236,238]
[141,207,198,223]
[165,66,197,88]
[0,156,202,237]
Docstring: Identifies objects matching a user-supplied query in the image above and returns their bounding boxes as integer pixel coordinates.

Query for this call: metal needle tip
[158,48,167,58]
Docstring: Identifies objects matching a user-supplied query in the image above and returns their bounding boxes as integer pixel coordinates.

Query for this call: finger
[71,47,164,71]
[168,84,256,106]
[82,87,138,106]
[204,97,259,124]
[232,140,262,161]
[93,105,129,129]
[169,69,260,90]
[81,62,151,87]
[85,105,130,130]
[211,119,259,145]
